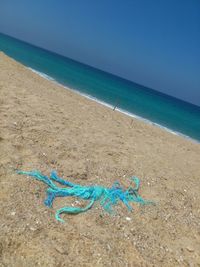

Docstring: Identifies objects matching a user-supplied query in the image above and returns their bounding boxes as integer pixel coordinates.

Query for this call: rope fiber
[17,170,152,222]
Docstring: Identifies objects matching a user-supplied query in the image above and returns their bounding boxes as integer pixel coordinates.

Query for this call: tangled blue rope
[17,170,152,222]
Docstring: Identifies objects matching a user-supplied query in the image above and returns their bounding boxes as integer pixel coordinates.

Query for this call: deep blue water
[0,32,200,142]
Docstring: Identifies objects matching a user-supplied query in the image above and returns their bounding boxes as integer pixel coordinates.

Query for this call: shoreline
[27,67,200,145]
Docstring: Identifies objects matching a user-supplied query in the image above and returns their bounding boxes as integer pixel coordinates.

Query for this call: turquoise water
[1,32,200,142]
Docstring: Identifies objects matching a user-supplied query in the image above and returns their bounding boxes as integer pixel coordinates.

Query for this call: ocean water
[0,32,200,142]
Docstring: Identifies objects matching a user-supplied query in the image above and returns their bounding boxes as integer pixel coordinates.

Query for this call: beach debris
[17,170,153,222]
[113,99,119,111]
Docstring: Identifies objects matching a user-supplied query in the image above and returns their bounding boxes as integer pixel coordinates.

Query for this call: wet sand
[0,52,200,266]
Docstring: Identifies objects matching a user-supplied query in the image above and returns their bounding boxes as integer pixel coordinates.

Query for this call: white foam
[27,66,199,144]
[27,67,55,81]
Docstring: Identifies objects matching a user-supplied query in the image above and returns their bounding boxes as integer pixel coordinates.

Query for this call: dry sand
[0,52,200,267]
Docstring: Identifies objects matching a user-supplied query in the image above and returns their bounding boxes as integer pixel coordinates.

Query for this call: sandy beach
[0,52,200,266]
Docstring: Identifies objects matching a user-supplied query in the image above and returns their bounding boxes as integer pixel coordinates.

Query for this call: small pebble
[11,211,16,216]
[107,244,111,250]
[186,246,194,252]
[126,217,131,221]
[54,244,67,255]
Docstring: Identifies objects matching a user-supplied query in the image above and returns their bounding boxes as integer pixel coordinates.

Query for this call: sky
[0,0,199,106]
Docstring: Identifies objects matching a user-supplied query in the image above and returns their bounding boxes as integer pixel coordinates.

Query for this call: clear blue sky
[0,0,199,106]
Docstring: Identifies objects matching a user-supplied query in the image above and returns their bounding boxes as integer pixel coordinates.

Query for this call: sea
[0,32,200,143]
